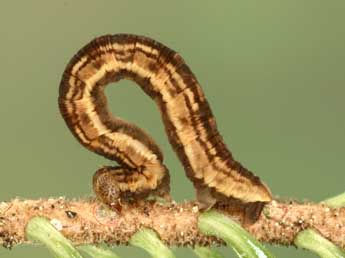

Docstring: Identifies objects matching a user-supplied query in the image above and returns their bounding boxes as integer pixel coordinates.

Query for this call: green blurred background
[0,1,344,257]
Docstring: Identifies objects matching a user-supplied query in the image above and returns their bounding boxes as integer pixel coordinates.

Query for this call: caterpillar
[58,34,272,210]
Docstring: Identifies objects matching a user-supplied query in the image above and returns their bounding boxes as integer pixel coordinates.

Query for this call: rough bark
[0,198,344,249]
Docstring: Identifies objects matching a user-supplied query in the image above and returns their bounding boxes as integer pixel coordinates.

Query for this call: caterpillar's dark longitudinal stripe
[59,34,272,208]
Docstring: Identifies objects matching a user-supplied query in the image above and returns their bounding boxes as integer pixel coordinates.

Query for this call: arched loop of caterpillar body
[58,34,272,209]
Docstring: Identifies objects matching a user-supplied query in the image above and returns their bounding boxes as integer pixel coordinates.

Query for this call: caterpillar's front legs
[195,185,217,211]
[92,166,171,210]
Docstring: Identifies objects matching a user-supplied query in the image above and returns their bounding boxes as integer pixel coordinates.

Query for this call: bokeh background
[0,1,344,257]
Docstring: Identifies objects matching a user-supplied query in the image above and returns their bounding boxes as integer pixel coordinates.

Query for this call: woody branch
[0,198,344,249]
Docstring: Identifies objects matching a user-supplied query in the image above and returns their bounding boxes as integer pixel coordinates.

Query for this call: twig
[0,198,344,249]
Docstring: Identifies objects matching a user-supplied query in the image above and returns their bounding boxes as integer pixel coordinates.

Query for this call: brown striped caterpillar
[59,34,272,210]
